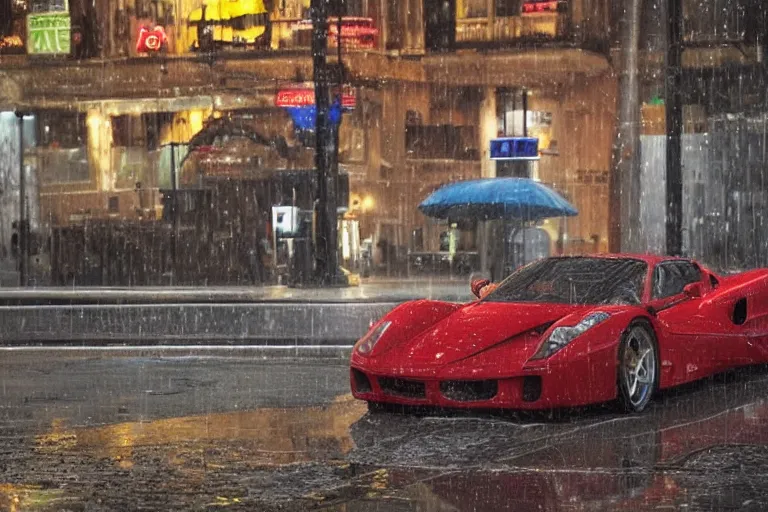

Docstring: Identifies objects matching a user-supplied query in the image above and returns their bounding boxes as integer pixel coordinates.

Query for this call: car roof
[548,253,689,266]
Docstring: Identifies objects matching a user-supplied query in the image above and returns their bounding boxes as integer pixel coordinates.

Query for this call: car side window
[652,262,701,299]
[675,262,702,288]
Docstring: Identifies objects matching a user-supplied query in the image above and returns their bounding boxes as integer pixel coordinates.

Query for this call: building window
[0,0,27,53]
[32,111,90,185]
[134,0,175,25]
[28,0,66,13]
[496,0,523,17]
[112,113,173,150]
[37,110,86,149]
[458,0,487,18]
[112,116,145,148]
[339,111,366,163]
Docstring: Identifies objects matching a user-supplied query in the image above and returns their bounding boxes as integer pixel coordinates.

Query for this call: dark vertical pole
[511,91,516,136]
[337,0,343,63]
[610,0,642,253]
[522,89,528,137]
[665,0,683,256]
[15,112,27,287]
[335,0,345,270]
[311,0,343,284]
[169,142,178,281]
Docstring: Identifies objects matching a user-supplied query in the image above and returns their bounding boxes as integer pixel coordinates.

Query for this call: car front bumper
[350,344,619,410]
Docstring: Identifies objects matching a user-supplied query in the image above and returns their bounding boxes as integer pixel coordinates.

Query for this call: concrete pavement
[3,349,768,511]
[0,279,475,345]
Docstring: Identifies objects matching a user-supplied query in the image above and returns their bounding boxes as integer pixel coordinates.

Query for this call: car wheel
[617,320,659,413]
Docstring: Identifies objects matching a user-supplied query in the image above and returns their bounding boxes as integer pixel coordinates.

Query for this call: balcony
[442,0,611,54]
[455,13,568,46]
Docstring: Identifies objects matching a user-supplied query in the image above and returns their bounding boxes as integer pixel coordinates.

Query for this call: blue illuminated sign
[285,100,343,131]
[490,137,540,160]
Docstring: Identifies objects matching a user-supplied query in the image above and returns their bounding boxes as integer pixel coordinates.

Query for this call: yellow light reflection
[35,394,367,471]
[0,484,69,512]
[85,109,114,192]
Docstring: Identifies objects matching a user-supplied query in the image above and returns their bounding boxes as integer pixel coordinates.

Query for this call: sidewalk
[0,278,474,305]
[0,278,475,346]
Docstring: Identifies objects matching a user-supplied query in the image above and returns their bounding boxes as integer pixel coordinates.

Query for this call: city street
[3,349,768,511]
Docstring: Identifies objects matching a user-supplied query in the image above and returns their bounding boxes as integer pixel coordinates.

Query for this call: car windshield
[484,257,648,305]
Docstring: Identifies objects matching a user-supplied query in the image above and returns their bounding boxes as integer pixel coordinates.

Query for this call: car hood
[379,301,591,368]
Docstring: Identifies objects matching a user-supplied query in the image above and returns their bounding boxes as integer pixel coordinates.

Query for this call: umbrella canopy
[418,177,578,221]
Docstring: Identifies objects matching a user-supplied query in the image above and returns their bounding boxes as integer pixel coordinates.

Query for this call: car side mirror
[684,282,703,299]
[471,278,491,299]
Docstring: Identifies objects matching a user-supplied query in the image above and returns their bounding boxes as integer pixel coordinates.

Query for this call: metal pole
[502,89,508,135]
[522,89,528,137]
[511,91,515,136]
[15,112,27,287]
[609,0,642,253]
[311,0,343,285]
[337,0,343,63]
[169,142,179,281]
[665,0,683,256]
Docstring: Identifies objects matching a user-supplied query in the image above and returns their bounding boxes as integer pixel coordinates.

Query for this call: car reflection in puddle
[335,372,768,511]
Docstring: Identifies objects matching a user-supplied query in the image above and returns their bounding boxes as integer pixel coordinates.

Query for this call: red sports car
[350,254,768,413]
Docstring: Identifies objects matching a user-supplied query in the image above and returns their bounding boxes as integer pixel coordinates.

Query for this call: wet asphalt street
[3,350,768,511]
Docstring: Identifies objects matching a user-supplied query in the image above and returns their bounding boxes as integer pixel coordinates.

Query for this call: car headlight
[355,321,392,355]
[530,312,610,360]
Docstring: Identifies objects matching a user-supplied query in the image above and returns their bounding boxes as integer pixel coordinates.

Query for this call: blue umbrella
[418,177,578,221]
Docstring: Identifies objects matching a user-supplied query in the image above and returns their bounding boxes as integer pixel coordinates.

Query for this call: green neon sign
[27,13,71,55]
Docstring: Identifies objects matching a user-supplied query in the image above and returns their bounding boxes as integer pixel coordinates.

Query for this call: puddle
[35,394,367,469]
[0,484,72,512]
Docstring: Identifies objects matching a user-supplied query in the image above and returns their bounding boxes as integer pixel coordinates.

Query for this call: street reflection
[34,394,366,469]
[0,484,70,512]
[340,385,768,511]
[18,371,768,511]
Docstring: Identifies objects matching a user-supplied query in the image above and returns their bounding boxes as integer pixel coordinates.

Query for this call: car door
[649,261,724,385]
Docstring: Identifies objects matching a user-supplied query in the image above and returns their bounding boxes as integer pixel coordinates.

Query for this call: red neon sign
[296,17,378,50]
[328,17,378,49]
[136,25,168,53]
[522,1,561,14]
[275,87,357,109]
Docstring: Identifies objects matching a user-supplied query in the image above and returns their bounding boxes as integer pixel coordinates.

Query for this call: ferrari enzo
[350,254,768,413]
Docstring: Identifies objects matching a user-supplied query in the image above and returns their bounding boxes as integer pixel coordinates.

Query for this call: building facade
[1,0,761,285]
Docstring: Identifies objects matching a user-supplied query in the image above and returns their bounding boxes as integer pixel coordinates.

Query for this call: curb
[0,345,355,359]
[0,302,400,345]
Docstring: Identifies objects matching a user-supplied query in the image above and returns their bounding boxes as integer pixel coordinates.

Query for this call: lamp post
[310,0,346,285]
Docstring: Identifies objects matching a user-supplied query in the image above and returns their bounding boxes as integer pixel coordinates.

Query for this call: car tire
[616,319,660,413]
